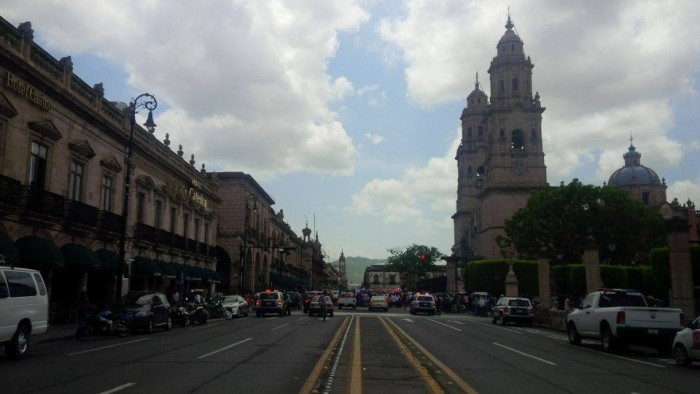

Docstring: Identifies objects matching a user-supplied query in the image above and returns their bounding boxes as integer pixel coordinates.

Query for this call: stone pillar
[445,255,458,293]
[666,209,695,320]
[537,249,551,309]
[505,262,519,297]
[583,233,603,294]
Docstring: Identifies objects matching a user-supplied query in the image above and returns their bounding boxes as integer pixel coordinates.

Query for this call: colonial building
[0,17,221,320]
[362,265,402,291]
[453,15,548,261]
[608,141,667,206]
[215,172,335,294]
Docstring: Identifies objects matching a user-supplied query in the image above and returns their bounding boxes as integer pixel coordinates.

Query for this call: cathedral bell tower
[453,15,548,260]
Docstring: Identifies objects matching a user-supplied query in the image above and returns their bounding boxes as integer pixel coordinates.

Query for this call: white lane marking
[297,316,308,321]
[493,342,557,366]
[67,338,149,356]
[188,323,219,331]
[270,323,290,332]
[573,343,666,368]
[197,337,253,359]
[402,318,415,323]
[463,318,522,334]
[427,318,463,332]
[448,320,464,325]
[98,383,135,394]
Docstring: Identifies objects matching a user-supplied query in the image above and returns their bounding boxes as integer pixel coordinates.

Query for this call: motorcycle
[75,309,134,340]
[186,302,209,325]
[171,303,190,327]
[207,299,233,320]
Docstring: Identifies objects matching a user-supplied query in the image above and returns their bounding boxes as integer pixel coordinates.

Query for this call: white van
[0,265,49,359]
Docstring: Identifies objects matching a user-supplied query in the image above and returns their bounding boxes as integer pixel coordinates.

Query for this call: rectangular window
[100,175,114,211]
[5,271,37,297]
[29,141,48,188]
[154,200,163,229]
[194,218,200,242]
[136,192,146,223]
[170,207,177,233]
[183,213,190,238]
[68,160,84,201]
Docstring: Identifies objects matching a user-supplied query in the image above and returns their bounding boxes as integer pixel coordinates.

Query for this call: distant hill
[332,256,386,284]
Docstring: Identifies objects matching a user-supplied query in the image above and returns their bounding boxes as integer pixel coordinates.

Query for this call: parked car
[337,292,356,310]
[492,297,533,326]
[566,289,683,353]
[303,291,320,313]
[221,295,249,318]
[673,316,700,366]
[0,265,49,359]
[308,295,334,317]
[368,295,389,312]
[256,290,288,317]
[114,292,172,333]
[410,294,437,315]
[286,291,302,309]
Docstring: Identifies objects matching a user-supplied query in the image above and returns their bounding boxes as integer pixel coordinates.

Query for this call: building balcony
[20,186,65,221]
[64,199,98,228]
[0,175,21,210]
[133,222,156,243]
[97,210,122,235]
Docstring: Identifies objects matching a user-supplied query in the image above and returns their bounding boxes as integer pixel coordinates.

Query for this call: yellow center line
[350,316,362,394]
[298,316,351,394]
[385,318,479,394]
[378,316,444,394]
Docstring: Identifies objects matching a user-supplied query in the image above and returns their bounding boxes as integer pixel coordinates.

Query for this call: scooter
[171,304,190,327]
[75,309,134,340]
[186,302,209,325]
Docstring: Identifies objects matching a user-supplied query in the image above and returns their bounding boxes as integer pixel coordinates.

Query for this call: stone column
[505,262,519,297]
[445,255,458,293]
[537,249,551,309]
[583,233,603,294]
[666,209,695,320]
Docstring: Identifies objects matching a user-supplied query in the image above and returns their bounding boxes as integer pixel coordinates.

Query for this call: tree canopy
[497,179,666,264]
[385,244,445,276]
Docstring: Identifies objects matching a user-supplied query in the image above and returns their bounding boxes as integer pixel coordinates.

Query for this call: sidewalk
[36,324,77,345]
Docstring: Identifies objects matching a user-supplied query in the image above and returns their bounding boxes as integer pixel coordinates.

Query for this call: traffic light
[420,253,426,261]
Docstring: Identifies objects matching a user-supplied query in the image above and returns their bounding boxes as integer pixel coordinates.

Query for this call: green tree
[385,244,445,276]
[498,179,665,264]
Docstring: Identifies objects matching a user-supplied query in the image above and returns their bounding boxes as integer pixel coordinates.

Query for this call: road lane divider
[570,343,666,368]
[270,323,290,332]
[188,323,219,331]
[379,317,443,393]
[299,316,351,394]
[67,338,149,356]
[427,318,463,332]
[350,316,362,394]
[197,337,252,359]
[492,342,557,366]
[384,317,478,394]
[98,383,135,394]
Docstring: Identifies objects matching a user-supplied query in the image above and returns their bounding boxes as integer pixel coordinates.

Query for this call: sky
[4,0,700,261]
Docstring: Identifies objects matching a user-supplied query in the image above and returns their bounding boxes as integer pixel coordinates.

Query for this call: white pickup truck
[566,289,683,353]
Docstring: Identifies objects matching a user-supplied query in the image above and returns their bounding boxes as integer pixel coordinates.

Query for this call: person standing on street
[319,291,328,321]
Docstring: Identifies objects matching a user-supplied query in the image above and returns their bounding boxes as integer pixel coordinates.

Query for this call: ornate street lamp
[115,93,157,302]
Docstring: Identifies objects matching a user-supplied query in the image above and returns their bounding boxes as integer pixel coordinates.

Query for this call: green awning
[208,269,222,284]
[130,256,161,277]
[173,263,188,281]
[183,264,202,281]
[0,232,19,265]
[61,243,100,271]
[154,260,177,279]
[16,235,65,269]
[95,248,120,272]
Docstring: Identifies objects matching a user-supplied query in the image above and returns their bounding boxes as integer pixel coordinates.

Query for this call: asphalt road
[1,309,698,393]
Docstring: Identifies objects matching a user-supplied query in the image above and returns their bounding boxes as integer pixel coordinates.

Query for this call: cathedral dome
[608,144,661,186]
[498,15,523,46]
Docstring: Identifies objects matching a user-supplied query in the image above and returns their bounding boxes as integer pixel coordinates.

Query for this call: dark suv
[116,292,172,333]
[255,291,288,317]
[286,291,302,309]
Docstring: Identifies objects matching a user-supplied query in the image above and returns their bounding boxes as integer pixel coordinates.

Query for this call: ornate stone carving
[100,157,122,173]
[28,119,62,142]
[0,92,18,118]
[68,140,96,160]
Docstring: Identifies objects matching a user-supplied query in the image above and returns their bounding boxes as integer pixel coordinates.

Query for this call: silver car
[221,295,250,318]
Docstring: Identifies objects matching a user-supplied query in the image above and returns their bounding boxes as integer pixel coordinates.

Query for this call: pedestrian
[478,296,486,317]
[284,292,292,315]
[319,290,328,321]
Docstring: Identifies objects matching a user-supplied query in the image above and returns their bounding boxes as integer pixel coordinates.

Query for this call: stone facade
[453,15,548,260]
[0,17,220,317]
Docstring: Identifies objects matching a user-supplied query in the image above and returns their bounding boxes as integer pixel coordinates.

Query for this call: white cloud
[667,180,700,207]
[364,133,385,144]
[3,0,370,177]
[357,84,389,106]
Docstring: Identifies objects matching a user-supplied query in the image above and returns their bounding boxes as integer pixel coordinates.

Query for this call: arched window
[476,166,485,180]
[512,78,519,91]
[511,129,524,150]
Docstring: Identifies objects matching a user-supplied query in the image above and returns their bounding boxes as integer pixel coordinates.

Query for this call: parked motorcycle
[75,309,135,340]
[171,303,190,327]
[206,299,233,320]
[186,302,209,325]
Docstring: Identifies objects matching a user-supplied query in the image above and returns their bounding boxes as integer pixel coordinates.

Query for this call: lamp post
[239,193,257,293]
[115,93,157,302]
